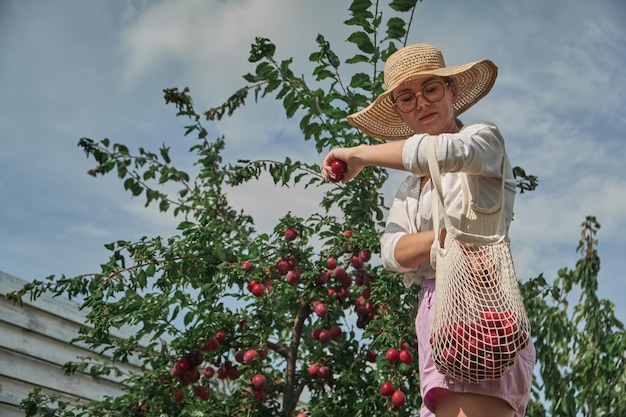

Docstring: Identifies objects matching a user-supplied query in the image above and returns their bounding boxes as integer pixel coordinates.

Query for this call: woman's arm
[393,230,436,269]
[322,140,407,183]
[393,228,446,269]
[323,122,505,183]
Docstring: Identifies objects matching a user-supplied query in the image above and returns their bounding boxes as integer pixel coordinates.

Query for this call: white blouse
[380,121,516,287]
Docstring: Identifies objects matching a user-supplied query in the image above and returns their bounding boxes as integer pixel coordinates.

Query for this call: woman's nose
[415,93,430,110]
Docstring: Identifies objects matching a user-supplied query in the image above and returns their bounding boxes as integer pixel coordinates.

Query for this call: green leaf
[386,17,407,40]
[349,0,372,13]
[347,31,375,54]
[345,54,370,64]
[389,0,419,12]
[177,221,195,230]
[159,145,171,163]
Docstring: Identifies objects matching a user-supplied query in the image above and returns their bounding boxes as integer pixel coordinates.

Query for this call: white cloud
[118,0,347,91]
[56,223,111,240]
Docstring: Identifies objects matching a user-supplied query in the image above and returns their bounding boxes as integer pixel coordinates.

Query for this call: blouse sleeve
[402,121,506,178]
[379,175,437,287]
[380,176,419,274]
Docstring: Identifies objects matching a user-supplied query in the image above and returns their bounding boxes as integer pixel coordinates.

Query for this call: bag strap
[427,135,510,247]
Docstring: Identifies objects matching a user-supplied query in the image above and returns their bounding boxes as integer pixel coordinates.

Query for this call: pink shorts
[416,279,536,416]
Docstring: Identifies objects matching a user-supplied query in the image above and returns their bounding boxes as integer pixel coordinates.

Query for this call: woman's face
[391,76,459,135]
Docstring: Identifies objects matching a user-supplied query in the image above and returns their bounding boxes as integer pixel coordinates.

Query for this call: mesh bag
[426,136,530,383]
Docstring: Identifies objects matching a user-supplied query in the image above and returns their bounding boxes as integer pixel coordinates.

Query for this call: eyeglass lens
[394,81,446,113]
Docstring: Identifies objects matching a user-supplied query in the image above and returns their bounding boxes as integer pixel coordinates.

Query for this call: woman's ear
[449,81,458,101]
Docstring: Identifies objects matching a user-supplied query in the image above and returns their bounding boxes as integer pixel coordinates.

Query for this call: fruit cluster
[375,342,417,411]
[168,327,274,405]
[242,228,382,332]
[311,323,342,343]
[430,309,529,382]
[169,353,208,403]
[307,362,331,380]
[379,381,407,411]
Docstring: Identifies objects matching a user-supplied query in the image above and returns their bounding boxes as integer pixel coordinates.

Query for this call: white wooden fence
[0,271,142,416]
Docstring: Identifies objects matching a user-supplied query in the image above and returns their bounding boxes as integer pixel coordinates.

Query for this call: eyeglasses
[392,80,449,113]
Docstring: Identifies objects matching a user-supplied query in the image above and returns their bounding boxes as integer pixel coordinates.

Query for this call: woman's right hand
[321,146,365,183]
[322,140,407,183]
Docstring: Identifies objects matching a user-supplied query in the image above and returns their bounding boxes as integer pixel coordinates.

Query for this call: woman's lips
[419,112,436,121]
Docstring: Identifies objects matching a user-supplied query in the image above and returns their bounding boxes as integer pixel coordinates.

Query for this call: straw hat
[347,44,498,140]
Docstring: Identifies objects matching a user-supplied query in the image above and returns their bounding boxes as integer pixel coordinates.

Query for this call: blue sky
[1,0,625,324]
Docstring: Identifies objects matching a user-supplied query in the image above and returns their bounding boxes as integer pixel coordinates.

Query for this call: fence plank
[0,347,125,402]
[0,402,24,417]
[0,320,138,384]
[0,271,158,343]
[0,271,168,414]
[0,374,89,408]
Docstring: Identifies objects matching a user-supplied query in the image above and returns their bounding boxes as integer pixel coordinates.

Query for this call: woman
[322,44,535,417]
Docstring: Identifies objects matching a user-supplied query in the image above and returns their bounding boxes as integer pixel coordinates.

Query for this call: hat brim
[347,60,498,140]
